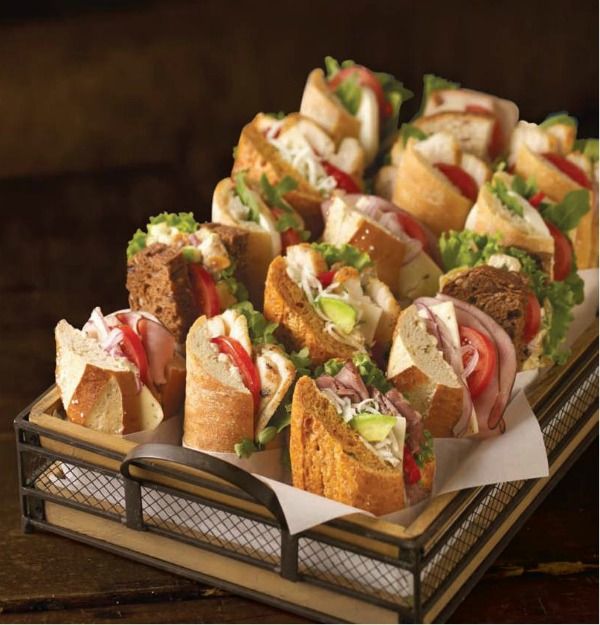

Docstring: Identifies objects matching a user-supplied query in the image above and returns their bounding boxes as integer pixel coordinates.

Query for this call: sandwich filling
[315,356,433,502]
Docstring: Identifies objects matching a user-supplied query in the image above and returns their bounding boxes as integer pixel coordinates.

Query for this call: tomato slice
[271,207,303,251]
[528,191,546,208]
[328,65,391,119]
[523,292,542,344]
[459,325,497,399]
[322,160,361,193]
[188,264,221,318]
[211,336,261,412]
[465,104,502,159]
[434,163,479,202]
[543,152,591,189]
[403,444,421,485]
[317,269,336,287]
[546,221,573,281]
[118,324,150,386]
[395,212,428,249]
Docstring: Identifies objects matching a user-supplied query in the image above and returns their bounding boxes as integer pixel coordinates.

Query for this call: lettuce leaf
[324,56,362,115]
[489,178,524,217]
[399,122,428,146]
[540,112,578,129]
[314,353,391,393]
[220,264,249,303]
[418,73,460,116]
[510,174,538,200]
[288,347,311,377]
[126,212,199,259]
[234,172,261,223]
[573,138,599,163]
[232,300,279,345]
[415,430,434,468]
[439,230,502,271]
[259,174,298,211]
[540,189,590,232]
[312,242,373,271]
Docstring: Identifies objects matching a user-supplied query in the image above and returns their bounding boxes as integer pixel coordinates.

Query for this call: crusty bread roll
[290,376,407,515]
[572,188,598,269]
[184,315,254,452]
[386,306,465,437]
[263,256,357,365]
[392,140,473,236]
[55,320,164,435]
[299,68,361,146]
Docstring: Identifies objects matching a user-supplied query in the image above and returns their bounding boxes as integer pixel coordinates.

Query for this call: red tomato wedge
[271,207,303,251]
[543,152,592,189]
[328,66,391,118]
[322,160,361,193]
[528,191,546,208]
[523,292,542,344]
[434,163,479,202]
[459,325,498,399]
[403,445,421,485]
[546,221,573,281]
[317,269,336,287]
[395,212,429,249]
[211,336,261,412]
[465,104,503,159]
[188,264,221,318]
[118,324,150,386]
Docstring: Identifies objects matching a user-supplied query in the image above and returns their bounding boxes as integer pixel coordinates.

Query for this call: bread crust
[299,68,361,146]
[183,317,254,452]
[392,143,473,236]
[232,115,325,235]
[290,377,407,515]
[263,256,357,365]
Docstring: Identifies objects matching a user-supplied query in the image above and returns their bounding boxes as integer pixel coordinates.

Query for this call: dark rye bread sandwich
[290,357,435,515]
[126,213,249,344]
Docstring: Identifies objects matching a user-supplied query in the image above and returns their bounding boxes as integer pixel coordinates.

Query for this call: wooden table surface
[0,169,598,624]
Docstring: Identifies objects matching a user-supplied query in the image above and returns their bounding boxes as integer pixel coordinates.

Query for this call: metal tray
[14,324,598,623]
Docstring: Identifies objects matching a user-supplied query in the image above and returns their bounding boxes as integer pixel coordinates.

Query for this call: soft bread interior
[412,132,460,166]
[509,121,558,165]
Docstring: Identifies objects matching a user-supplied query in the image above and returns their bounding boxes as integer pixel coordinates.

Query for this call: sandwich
[299,56,413,165]
[55,307,185,435]
[126,212,249,343]
[321,193,442,303]
[387,297,517,438]
[212,171,310,305]
[412,74,519,161]
[439,229,585,366]
[232,112,365,235]
[390,130,492,235]
[510,114,598,269]
[290,353,434,515]
[263,242,400,366]
[184,301,310,455]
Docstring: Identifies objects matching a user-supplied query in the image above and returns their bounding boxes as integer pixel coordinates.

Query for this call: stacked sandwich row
[54,58,598,515]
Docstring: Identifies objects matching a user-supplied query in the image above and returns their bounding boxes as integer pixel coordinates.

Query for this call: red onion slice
[461,344,479,378]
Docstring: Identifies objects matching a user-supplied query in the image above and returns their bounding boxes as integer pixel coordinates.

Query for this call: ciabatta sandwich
[391,131,491,235]
[290,354,434,515]
[387,298,517,438]
[321,193,442,303]
[263,243,400,366]
[299,56,412,164]
[413,74,519,160]
[232,113,365,235]
[56,308,185,435]
[212,172,309,306]
[184,302,308,455]
[126,213,249,343]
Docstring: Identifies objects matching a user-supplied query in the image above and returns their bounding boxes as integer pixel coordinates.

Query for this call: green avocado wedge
[317,297,357,334]
[350,413,397,442]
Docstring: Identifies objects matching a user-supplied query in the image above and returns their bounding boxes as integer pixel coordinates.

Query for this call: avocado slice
[317,297,357,334]
[350,413,397,442]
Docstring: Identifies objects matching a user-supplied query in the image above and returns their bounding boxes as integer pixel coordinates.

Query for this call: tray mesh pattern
[298,537,413,605]
[141,485,280,565]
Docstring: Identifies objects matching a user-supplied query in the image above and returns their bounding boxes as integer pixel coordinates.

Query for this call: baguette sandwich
[299,56,413,164]
[387,297,516,438]
[412,74,519,161]
[439,229,586,366]
[263,242,400,366]
[232,112,365,235]
[184,301,308,455]
[321,193,442,303]
[510,114,598,269]
[212,172,309,306]
[126,212,249,343]
[290,354,434,514]
[56,307,185,435]
[391,131,491,235]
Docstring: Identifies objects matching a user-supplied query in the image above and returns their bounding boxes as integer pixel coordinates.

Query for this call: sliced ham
[334,362,369,400]
[138,317,176,385]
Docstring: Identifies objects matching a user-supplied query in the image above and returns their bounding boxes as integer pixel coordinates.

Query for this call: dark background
[0,2,597,622]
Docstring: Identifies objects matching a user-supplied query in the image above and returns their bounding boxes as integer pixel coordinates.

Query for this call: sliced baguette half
[290,376,406,515]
